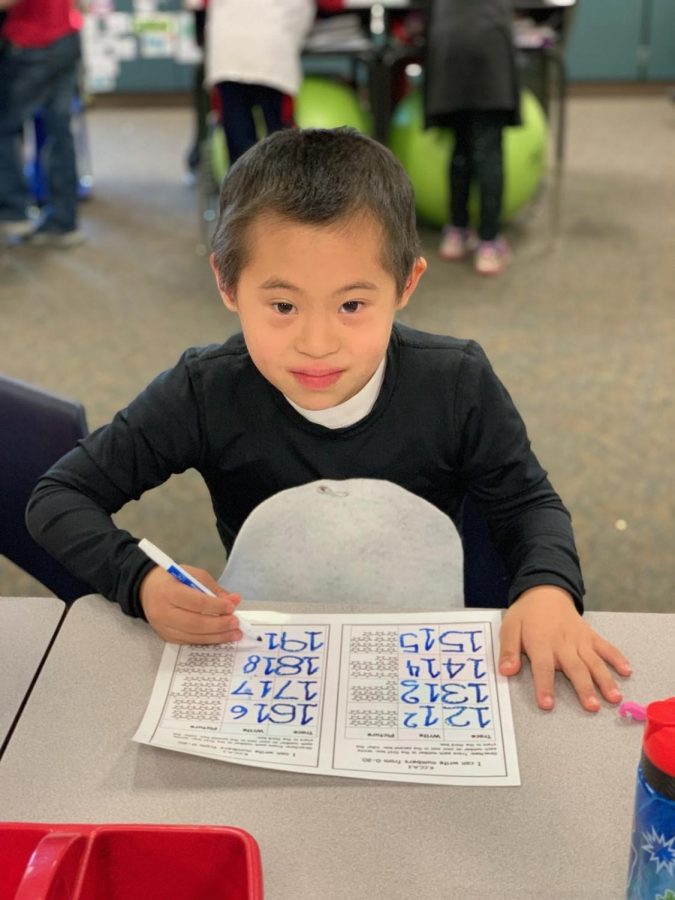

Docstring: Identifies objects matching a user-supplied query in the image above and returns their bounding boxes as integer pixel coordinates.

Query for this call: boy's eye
[340,300,363,314]
[272,301,295,315]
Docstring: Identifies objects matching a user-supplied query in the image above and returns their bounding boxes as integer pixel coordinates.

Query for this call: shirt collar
[285,357,386,429]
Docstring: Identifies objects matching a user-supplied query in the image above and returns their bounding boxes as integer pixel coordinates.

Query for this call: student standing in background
[182,0,208,184]
[425,0,520,276]
[0,0,84,246]
[204,0,315,165]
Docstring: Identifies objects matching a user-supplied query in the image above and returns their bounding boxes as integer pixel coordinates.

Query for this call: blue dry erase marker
[138,538,261,643]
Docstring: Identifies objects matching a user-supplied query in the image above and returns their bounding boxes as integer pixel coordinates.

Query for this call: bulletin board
[82,0,203,93]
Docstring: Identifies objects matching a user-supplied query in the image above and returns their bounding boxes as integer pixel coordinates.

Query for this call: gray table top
[0,596,65,748]
[0,595,672,900]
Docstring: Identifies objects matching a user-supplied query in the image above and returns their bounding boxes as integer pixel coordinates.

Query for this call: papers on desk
[134,610,520,786]
[303,14,373,52]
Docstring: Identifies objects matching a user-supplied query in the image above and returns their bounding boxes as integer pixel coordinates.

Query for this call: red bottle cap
[643,697,675,777]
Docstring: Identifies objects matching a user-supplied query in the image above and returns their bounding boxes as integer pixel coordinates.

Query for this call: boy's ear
[397,256,427,310]
[209,253,237,311]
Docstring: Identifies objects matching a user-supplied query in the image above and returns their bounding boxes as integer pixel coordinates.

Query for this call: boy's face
[213,215,426,410]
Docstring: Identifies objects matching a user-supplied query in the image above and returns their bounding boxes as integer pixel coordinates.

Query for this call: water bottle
[627,697,675,899]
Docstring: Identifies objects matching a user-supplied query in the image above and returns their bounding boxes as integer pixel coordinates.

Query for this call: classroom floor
[1,94,674,612]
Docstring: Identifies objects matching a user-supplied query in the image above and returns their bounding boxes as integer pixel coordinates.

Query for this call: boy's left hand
[498,586,632,712]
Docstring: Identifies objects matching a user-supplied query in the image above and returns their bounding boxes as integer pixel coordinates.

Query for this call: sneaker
[24,227,85,248]
[0,218,37,239]
[474,238,510,276]
[439,226,476,261]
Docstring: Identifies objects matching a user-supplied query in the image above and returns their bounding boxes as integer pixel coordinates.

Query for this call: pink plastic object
[0,823,264,900]
[618,702,648,722]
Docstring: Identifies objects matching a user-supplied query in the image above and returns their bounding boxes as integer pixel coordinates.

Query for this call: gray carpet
[2,95,674,612]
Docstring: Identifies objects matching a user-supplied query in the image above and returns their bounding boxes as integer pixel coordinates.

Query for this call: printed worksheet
[134,611,520,786]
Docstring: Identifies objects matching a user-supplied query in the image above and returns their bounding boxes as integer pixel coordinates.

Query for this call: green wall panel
[565,0,643,80]
[646,0,675,79]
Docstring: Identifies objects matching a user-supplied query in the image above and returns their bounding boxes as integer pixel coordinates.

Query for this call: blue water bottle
[627,697,675,899]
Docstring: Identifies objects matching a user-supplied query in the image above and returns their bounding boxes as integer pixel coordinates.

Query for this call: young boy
[27,127,631,713]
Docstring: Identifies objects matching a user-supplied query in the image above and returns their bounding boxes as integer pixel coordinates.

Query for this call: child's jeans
[0,31,80,231]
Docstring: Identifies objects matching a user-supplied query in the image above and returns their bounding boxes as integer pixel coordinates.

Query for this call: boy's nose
[295,316,339,357]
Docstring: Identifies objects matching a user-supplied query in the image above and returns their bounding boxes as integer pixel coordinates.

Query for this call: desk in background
[0,597,65,753]
[308,1,573,156]
[0,596,673,899]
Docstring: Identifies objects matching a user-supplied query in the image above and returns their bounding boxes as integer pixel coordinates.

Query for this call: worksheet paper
[134,611,520,786]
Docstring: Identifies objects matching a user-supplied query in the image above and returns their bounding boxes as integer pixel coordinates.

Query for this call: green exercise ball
[210,122,229,184]
[294,76,373,134]
[211,77,372,183]
[388,89,548,227]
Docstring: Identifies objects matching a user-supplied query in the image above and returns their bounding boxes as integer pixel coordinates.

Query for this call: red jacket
[2,0,82,49]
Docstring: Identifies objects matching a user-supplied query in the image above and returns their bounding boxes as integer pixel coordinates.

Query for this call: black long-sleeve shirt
[26,323,584,617]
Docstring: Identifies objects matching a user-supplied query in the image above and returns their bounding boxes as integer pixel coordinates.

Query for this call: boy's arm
[455,342,583,607]
[28,451,242,642]
[27,352,211,617]
[455,343,631,709]
[26,444,154,617]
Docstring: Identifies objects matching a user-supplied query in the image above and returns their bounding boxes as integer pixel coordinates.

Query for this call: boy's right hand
[139,565,243,644]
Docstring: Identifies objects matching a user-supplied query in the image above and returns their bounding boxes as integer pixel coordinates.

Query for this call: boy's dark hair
[211,127,420,295]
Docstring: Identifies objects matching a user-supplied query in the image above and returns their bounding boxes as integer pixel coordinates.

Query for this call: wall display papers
[81,8,201,92]
[134,610,520,786]
[134,14,177,58]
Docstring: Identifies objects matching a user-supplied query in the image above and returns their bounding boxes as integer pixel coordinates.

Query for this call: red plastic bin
[0,822,263,900]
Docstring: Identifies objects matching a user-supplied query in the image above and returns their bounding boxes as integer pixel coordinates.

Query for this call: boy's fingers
[144,604,242,643]
[162,625,243,645]
[179,566,238,600]
[498,613,523,676]
[591,634,632,677]
[527,649,556,710]
[580,646,625,705]
[171,586,239,616]
[556,647,600,712]
[163,603,241,636]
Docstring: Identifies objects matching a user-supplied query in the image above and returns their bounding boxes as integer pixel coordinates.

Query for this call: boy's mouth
[290,368,344,389]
